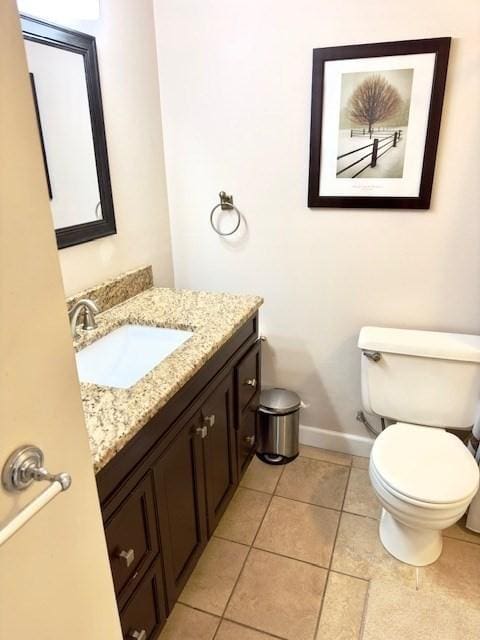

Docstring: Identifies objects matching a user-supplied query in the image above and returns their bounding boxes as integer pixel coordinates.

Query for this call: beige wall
[154,0,480,448]
[0,2,121,637]
[53,0,173,295]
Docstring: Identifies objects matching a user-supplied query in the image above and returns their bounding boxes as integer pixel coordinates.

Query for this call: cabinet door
[202,373,237,535]
[153,414,207,611]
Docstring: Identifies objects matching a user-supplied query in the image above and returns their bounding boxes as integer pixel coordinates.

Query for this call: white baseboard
[300,424,374,458]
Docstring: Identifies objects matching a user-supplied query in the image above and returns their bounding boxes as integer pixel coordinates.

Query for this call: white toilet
[358,326,480,566]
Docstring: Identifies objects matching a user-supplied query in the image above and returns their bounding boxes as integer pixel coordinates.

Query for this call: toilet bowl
[369,423,479,566]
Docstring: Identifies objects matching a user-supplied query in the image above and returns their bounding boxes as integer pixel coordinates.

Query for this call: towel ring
[210,191,241,236]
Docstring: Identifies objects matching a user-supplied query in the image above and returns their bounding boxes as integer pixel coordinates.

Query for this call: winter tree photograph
[308,39,450,208]
[336,69,413,178]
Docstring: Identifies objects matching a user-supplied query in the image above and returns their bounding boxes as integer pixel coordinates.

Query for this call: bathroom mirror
[21,16,116,249]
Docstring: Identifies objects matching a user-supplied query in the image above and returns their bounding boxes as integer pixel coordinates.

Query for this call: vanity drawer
[235,341,261,417]
[105,472,159,599]
[120,561,166,640]
[238,402,258,475]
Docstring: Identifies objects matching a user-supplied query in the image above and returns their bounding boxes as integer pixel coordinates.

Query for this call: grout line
[342,508,380,521]
[358,579,372,640]
[250,543,332,572]
[212,534,251,547]
[442,532,480,546]
[211,462,287,640]
[221,616,289,640]
[312,462,353,640]
[214,532,369,580]
[328,568,370,583]
[271,491,344,514]
[175,601,221,620]
[297,450,353,467]
[238,484,282,497]
[242,483,347,516]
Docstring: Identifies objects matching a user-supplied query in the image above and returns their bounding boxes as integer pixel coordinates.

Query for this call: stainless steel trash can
[257,388,301,465]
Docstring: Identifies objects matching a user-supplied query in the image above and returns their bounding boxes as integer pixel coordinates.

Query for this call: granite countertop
[75,287,263,473]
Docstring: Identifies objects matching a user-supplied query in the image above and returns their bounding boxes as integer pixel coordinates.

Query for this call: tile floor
[159,444,480,640]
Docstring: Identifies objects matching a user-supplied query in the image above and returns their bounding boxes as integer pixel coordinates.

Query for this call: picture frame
[308,38,451,209]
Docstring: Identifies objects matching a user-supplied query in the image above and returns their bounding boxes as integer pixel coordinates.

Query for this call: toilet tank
[358,327,480,429]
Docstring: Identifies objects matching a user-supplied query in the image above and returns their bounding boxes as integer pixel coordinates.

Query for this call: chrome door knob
[203,414,215,428]
[118,548,135,567]
[244,435,255,446]
[129,630,147,640]
[243,378,256,388]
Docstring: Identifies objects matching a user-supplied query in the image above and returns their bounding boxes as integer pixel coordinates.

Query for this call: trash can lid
[259,388,301,414]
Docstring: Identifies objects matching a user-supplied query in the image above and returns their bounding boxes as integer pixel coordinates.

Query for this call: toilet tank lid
[358,326,480,363]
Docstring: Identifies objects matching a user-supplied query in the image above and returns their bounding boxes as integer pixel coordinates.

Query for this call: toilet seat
[371,423,479,505]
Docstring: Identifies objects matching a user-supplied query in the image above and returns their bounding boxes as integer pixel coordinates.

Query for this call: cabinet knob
[128,630,147,640]
[243,378,257,388]
[203,414,215,428]
[196,425,208,439]
[118,548,135,568]
[244,435,255,446]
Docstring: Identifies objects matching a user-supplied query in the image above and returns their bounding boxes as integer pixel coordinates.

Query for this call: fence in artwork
[336,130,402,178]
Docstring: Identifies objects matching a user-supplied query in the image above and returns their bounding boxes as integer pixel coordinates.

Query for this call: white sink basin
[75,324,193,389]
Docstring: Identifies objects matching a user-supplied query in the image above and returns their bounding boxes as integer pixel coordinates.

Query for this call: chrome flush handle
[362,350,382,362]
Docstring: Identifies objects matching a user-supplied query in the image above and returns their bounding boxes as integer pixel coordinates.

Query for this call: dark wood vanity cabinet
[97,313,261,639]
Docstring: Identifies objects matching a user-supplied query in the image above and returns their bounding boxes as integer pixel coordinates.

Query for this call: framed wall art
[308,38,451,209]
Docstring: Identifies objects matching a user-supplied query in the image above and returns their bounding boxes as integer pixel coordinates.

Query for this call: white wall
[154,0,480,442]
[54,0,174,295]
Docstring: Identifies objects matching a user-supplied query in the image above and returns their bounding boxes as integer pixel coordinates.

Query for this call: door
[0,3,121,638]
[202,373,237,534]
[153,413,208,610]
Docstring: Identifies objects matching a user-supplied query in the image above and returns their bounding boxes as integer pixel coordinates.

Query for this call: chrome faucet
[68,298,100,338]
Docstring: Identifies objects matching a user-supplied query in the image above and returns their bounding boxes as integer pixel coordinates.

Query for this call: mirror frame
[21,15,117,249]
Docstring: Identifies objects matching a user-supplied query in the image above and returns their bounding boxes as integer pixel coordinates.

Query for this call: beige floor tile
[299,444,352,467]
[331,512,415,585]
[178,537,249,615]
[216,620,277,639]
[444,514,480,545]
[316,572,368,640]
[254,496,339,567]
[159,604,219,640]
[240,456,283,494]
[215,487,270,545]
[225,548,327,640]
[362,579,480,640]
[420,536,480,604]
[343,468,381,519]
[352,455,370,470]
[275,457,349,510]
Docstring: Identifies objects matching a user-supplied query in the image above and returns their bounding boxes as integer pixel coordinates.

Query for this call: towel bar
[0,445,71,547]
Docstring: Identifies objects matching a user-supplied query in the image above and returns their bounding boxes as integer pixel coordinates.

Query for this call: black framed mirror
[21,15,116,249]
